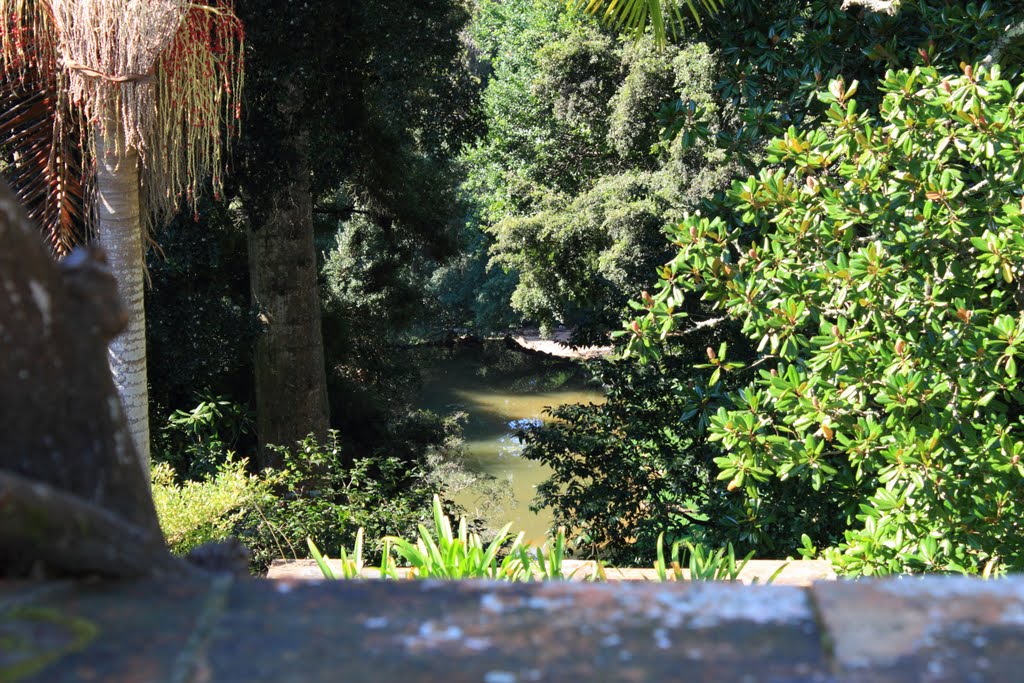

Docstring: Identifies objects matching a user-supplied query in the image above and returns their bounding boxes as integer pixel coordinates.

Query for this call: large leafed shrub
[626,64,1024,575]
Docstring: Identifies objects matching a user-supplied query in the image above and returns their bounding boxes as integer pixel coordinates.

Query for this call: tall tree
[234,2,331,468]
[0,0,243,468]
[236,0,480,467]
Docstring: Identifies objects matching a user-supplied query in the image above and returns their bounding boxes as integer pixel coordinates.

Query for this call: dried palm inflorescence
[0,0,243,253]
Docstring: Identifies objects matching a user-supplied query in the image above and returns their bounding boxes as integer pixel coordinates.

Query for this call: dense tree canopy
[521,0,1024,572]
[627,63,1024,575]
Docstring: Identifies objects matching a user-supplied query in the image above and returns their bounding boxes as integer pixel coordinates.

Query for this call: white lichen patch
[523,595,577,612]
[878,575,1024,601]
[600,633,622,648]
[464,637,492,651]
[28,280,51,331]
[483,671,517,683]
[637,584,812,629]
[653,627,672,650]
[480,592,506,614]
[998,602,1024,626]
[418,580,446,592]
[419,621,462,640]
[479,585,579,620]
[362,616,389,630]
[399,619,481,653]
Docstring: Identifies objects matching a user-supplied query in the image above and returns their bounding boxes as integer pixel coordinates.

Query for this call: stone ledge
[266,558,836,585]
[2,576,1023,682]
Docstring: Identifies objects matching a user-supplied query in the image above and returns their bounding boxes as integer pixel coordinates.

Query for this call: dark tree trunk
[241,80,330,469]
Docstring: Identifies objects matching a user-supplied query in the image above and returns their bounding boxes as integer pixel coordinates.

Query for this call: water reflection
[416,349,604,542]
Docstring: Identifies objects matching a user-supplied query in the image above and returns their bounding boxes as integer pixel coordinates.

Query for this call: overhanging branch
[982,20,1024,67]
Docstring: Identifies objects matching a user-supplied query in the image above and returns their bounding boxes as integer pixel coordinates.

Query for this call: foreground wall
[2,575,1021,682]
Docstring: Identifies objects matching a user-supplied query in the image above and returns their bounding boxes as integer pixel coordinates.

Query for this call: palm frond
[0,68,90,257]
[567,0,724,47]
[0,0,243,250]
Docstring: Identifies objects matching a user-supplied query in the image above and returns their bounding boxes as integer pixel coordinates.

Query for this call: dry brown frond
[0,0,243,249]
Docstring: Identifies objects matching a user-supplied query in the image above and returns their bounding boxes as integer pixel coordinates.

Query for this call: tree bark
[243,85,330,469]
[95,123,151,470]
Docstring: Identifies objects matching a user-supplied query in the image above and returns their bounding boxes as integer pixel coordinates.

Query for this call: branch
[665,505,710,526]
[742,354,778,375]
[963,179,990,197]
[313,205,372,219]
[981,20,1024,67]
[677,316,729,337]
[840,0,901,15]
[0,470,201,579]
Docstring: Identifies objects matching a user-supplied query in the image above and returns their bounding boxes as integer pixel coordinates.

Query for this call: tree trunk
[95,123,150,470]
[243,92,330,468]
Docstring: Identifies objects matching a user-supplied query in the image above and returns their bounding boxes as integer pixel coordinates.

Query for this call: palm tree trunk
[95,121,150,471]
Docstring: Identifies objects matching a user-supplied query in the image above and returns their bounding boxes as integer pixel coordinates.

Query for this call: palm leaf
[568,0,723,47]
[0,67,90,258]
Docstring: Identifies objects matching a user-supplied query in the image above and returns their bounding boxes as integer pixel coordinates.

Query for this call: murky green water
[416,349,604,543]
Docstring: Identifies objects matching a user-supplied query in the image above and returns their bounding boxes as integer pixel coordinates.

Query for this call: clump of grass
[653,532,781,582]
[308,497,785,583]
[309,495,564,580]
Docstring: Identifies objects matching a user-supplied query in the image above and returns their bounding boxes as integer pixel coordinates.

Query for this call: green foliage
[308,494,567,580]
[426,225,522,332]
[626,64,1024,575]
[463,0,1024,340]
[383,495,532,580]
[308,528,368,580]
[508,0,1024,575]
[152,459,275,557]
[652,532,774,582]
[309,497,779,582]
[568,0,724,48]
[153,410,489,575]
[151,0,482,457]
[523,327,760,566]
[145,195,257,431]
[246,431,440,571]
[321,217,428,335]
[155,394,254,480]
[464,2,737,339]
[488,172,674,340]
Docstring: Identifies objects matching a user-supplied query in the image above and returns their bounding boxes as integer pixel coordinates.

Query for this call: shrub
[244,428,492,572]
[152,459,275,556]
[524,355,716,566]
[239,432,427,570]
[626,64,1024,575]
[154,394,254,481]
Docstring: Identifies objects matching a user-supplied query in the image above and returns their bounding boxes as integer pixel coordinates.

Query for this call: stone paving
[2,575,1024,682]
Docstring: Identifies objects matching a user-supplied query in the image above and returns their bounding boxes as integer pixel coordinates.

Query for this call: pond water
[416,348,604,543]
